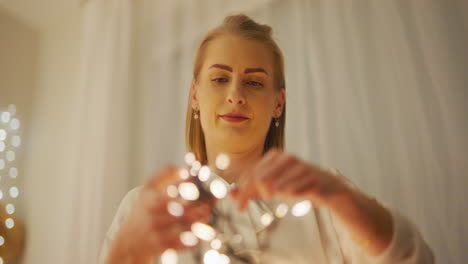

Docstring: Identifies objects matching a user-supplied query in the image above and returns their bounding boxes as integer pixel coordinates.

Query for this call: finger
[258,153,297,182]
[145,166,180,191]
[147,230,191,253]
[146,191,171,213]
[272,163,310,191]
[283,174,316,195]
[239,155,288,208]
[233,150,282,208]
[256,154,300,197]
[255,148,283,168]
[236,170,259,211]
[151,212,179,229]
[295,180,319,197]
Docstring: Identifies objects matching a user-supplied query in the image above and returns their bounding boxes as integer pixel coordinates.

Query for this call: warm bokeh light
[166,185,179,198]
[292,200,311,217]
[178,182,199,201]
[198,165,211,182]
[167,201,184,217]
[180,231,198,247]
[275,203,289,218]
[184,152,196,166]
[5,204,15,215]
[191,222,216,241]
[261,213,274,226]
[209,179,227,199]
[215,153,230,170]
[161,248,178,264]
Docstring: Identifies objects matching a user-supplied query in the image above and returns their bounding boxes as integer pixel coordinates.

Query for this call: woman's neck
[206,142,264,184]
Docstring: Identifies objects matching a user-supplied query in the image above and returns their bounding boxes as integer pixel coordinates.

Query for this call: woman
[100,14,433,264]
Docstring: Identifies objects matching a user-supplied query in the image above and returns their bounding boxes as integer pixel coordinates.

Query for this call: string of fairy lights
[0,104,21,264]
[159,152,312,264]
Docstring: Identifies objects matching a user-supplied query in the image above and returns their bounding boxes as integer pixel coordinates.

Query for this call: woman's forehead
[202,35,274,73]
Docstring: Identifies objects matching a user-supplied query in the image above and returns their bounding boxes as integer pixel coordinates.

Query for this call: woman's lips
[219,114,249,123]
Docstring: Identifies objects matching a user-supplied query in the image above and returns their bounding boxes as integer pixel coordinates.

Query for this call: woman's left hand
[231,149,394,257]
[232,149,351,211]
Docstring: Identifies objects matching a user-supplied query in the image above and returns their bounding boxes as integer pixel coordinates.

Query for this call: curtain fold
[64,0,132,263]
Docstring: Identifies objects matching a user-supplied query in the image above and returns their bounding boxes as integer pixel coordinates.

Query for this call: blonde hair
[185,14,286,164]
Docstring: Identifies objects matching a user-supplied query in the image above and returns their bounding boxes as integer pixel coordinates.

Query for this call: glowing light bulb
[5,218,14,229]
[203,249,220,264]
[10,118,20,130]
[180,231,198,247]
[0,159,5,170]
[198,166,211,182]
[190,160,202,176]
[210,238,222,250]
[219,254,230,264]
[260,213,274,226]
[166,185,179,198]
[6,150,15,162]
[11,135,21,147]
[161,248,178,264]
[0,129,6,141]
[0,190,3,200]
[9,186,19,198]
[6,204,15,214]
[167,201,184,217]
[275,203,289,218]
[9,167,18,178]
[191,222,216,241]
[178,182,199,201]
[179,169,189,180]
[0,256,4,264]
[192,160,201,170]
[215,153,230,170]
[292,200,311,217]
[210,179,228,199]
[0,141,5,152]
[1,112,10,123]
[0,236,4,246]
[184,152,196,166]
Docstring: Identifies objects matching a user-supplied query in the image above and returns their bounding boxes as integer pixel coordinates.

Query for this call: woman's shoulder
[98,185,145,264]
[111,185,144,225]
[122,185,144,205]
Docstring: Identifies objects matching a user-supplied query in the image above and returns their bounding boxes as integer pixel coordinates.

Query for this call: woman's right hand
[105,166,214,264]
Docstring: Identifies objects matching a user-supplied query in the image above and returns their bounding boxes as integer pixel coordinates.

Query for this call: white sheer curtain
[22,0,133,263]
[66,0,132,263]
[131,0,467,263]
[22,0,132,262]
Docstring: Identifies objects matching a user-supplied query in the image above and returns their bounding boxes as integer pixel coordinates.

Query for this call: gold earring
[194,110,199,120]
[275,117,280,127]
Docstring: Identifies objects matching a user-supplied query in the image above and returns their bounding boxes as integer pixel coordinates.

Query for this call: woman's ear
[274,88,286,117]
[191,81,199,110]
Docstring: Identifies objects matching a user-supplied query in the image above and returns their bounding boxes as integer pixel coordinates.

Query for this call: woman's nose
[226,82,246,105]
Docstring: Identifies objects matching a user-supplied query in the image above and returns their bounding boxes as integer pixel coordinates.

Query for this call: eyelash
[211,78,264,87]
[247,81,263,87]
[212,77,228,84]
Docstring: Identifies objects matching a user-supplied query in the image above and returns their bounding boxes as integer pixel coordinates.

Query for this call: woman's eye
[247,81,263,87]
[211,78,228,84]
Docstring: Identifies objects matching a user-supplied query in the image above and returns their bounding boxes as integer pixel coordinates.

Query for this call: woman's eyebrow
[209,64,232,72]
[244,67,268,75]
[208,64,268,75]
